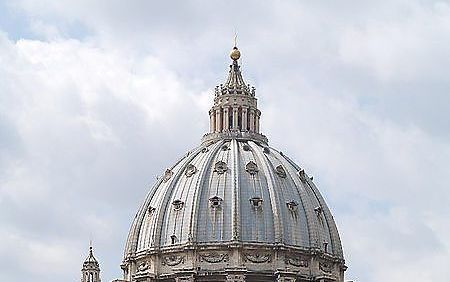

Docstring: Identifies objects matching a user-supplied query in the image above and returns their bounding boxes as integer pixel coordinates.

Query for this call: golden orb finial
[230,46,241,61]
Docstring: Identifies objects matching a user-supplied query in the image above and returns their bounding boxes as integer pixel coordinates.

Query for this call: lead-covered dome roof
[124,139,343,259]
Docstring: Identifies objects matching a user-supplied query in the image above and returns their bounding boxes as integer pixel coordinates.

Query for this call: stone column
[255,111,260,133]
[249,109,255,132]
[242,107,248,131]
[223,107,229,131]
[209,110,215,132]
[215,109,222,133]
[232,106,238,130]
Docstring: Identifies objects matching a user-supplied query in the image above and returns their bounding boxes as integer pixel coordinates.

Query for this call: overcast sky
[1,1,450,281]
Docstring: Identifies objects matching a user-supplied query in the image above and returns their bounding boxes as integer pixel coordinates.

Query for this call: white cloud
[338,1,450,82]
[0,30,207,281]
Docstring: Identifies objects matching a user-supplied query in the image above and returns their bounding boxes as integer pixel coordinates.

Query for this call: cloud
[0,30,207,281]
[1,1,450,282]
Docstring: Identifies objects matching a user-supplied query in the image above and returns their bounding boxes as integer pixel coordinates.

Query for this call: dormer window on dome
[185,164,197,177]
[172,200,184,211]
[286,200,299,212]
[209,196,223,208]
[245,161,259,175]
[275,165,287,178]
[163,169,173,182]
[214,161,228,174]
[249,197,263,209]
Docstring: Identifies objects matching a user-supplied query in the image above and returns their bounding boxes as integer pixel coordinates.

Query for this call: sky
[0,0,449,281]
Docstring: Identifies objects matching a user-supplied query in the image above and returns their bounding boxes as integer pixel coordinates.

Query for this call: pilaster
[224,107,230,131]
[242,107,248,131]
[232,106,238,130]
[249,109,255,132]
[215,109,222,133]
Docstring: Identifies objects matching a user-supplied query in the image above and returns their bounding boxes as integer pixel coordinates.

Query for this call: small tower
[81,245,101,282]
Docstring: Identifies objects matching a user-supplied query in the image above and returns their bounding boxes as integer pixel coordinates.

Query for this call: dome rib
[190,140,225,243]
[274,151,319,249]
[306,178,344,258]
[249,141,283,243]
[231,139,240,241]
[268,150,309,246]
[124,174,163,257]
[238,141,274,242]
[150,146,204,248]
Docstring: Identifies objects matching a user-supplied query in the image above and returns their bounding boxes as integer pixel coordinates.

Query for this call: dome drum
[122,244,344,281]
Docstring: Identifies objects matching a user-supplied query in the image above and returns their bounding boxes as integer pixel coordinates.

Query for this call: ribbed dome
[124,140,343,258]
[120,46,345,282]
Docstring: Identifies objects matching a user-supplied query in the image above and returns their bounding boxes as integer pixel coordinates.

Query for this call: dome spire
[203,45,266,144]
[230,32,240,61]
[226,45,245,89]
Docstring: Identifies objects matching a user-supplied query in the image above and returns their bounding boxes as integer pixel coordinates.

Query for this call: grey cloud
[1,1,450,282]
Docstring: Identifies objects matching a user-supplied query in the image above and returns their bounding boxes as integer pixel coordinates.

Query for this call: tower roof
[83,246,99,268]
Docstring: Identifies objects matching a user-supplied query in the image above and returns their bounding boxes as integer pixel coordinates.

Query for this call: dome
[121,47,346,282]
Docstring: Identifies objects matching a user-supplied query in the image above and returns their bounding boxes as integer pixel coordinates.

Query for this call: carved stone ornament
[172,199,184,211]
[161,255,185,266]
[319,261,333,273]
[137,261,150,272]
[201,147,209,153]
[163,169,173,182]
[263,147,270,154]
[245,161,258,175]
[209,196,223,209]
[199,252,229,263]
[298,169,306,181]
[243,144,250,151]
[226,274,245,282]
[214,161,228,174]
[243,252,272,263]
[285,255,308,267]
[276,277,296,282]
[221,144,230,151]
[275,165,287,178]
[185,164,197,177]
[314,206,323,216]
[286,200,298,212]
[175,276,195,282]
